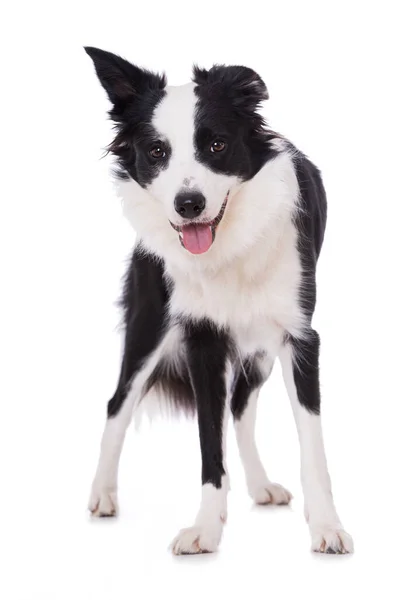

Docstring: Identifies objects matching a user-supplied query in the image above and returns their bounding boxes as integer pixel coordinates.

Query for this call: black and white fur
[85,47,353,555]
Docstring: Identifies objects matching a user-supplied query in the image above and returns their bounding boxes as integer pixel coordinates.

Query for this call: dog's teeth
[179,232,183,241]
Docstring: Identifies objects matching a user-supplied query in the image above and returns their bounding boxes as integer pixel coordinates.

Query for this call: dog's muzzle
[170,192,229,254]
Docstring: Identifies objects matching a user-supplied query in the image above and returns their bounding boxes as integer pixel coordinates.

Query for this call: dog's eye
[149,145,166,159]
[210,140,226,153]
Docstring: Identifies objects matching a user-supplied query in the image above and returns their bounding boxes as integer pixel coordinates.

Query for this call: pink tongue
[181,224,213,254]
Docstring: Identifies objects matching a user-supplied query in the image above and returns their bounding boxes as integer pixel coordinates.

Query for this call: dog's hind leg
[279,331,353,553]
[232,353,292,505]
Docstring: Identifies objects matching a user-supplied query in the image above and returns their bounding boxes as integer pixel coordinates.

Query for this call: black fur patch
[231,355,265,420]
[291,148,327,319]
[85,47,169,185]
[183,319,233,487]
[288,330,321,415]
[144,359,195,416]
[107,247,170,417]
[193,65,279,180]
[286,148,326,414]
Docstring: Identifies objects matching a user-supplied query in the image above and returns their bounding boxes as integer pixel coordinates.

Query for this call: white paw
[171,522,223,555]
[250,481,292,505]
[88,484,118,517]
[311,525,354,554]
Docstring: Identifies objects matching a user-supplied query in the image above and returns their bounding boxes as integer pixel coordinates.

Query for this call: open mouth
[170,193,229,255]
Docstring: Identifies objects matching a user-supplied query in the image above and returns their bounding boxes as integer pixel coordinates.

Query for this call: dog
[85,47,353,555]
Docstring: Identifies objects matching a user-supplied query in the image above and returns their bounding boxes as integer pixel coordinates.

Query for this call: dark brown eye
[149,145,166,159]
[210,140,226,153]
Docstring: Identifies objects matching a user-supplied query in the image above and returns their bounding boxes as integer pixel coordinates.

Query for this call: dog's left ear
[193,64,268,111]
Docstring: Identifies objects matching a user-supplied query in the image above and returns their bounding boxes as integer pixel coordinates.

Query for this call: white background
[1,1,399,598]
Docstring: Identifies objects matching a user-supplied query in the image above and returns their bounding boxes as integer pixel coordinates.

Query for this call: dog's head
[85,47,274,257]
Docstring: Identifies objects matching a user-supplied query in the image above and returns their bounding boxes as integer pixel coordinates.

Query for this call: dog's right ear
[84,47,166,118]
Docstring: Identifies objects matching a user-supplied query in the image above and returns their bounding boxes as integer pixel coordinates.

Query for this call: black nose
[174,192,206,219]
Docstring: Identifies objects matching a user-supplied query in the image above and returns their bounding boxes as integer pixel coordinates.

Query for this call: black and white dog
[85,47,353,555]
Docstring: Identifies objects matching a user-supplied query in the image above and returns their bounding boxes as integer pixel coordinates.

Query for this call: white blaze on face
[147,83,238,227]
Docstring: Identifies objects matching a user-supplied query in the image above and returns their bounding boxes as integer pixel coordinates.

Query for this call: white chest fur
[167,217,305,357]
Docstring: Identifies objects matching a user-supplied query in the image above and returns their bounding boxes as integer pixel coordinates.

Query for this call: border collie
[85,47,353,555]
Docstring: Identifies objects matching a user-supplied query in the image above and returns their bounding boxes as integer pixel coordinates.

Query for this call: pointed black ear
[193,64,268,112]
[84,47,166,116]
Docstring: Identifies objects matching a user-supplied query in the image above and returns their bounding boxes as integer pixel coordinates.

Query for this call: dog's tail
[132,359,196,427]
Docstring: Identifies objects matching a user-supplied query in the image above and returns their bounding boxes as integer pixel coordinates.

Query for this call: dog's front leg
[171,320,231,555]
[88,322,176,518]
[280,330,354,554]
